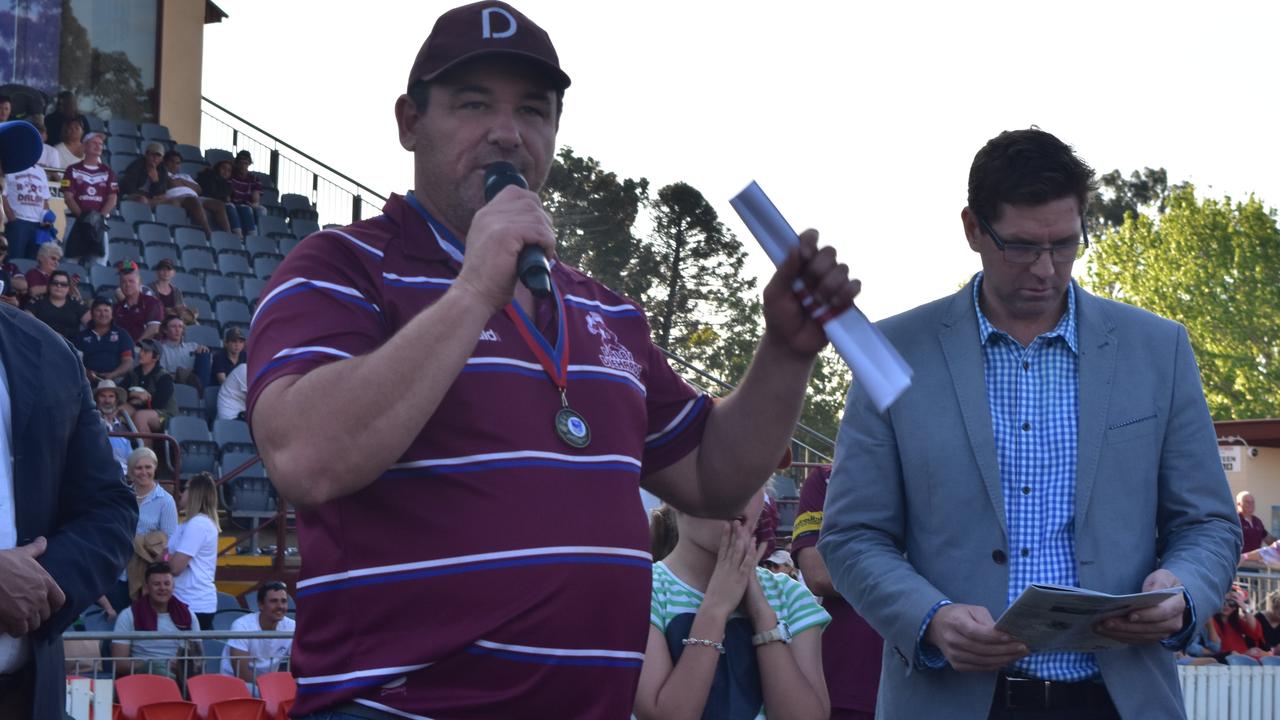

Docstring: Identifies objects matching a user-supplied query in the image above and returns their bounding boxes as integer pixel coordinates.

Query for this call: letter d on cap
[481,7,517,38]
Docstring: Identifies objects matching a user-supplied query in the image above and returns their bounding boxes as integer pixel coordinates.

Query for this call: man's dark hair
[0,94,9,104]
[163,150,182,163]
[257,581,288,605]
[90,298,112,311]
[967,128,1096,223]
[48,269,70,285]
[408,77,565,121]
[145,562,173,579]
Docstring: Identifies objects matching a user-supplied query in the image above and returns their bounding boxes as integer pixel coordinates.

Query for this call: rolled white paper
[730,181,913,412]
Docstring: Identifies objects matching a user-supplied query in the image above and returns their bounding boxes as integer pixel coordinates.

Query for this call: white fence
[1179,665,1280,720]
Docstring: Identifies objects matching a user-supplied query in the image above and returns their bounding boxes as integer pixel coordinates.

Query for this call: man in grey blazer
[818,128,1240,719]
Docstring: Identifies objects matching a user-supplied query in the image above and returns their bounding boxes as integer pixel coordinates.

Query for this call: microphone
[484,161,551,298]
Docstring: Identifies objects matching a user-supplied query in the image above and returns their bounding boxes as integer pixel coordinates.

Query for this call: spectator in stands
[217,363,248,420]
[635,487,830,719]
[94,378,136,476]
[26,269,88,338]
[762,549,796,579]
[96,446,178,619]
[0,94,9,122]
[196,159,241,236]
[21,241,61,302]
[791,465,883,720]
[114,261,164,342]
[222,581,296,688]
[0,234,26,306]
[110,562,202,677]
[1207,587,1268,661]
[121,142,215,239]
[211,326,246,385]
[31,116,64,178]
[227,150,261,234]
[168,472,221,631]
[1255,589,1280,649]
[74,299,135,383]
[163,149,234,235]
[1237,491,1275,553]
[157,314,211,389]
[123,340,178,423]
[50,116,85,171]
[45,90,89,145]
[147,257,195,322]
[3,137,52,259]
[62,132,116,267]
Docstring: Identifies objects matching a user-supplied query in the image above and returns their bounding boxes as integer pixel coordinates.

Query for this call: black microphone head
[484,161,528,202]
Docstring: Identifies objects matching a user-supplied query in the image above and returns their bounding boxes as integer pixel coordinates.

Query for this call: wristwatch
[751,620,793,646]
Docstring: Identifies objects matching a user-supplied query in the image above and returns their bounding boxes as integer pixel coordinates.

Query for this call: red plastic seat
[209,697,268,720]
[255,672,296,720]
[115,675,189,720]
[137,702,198,720]
[185,674,262,719]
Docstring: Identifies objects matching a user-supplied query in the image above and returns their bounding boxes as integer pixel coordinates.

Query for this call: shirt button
[1021,422,1031,431]
[1022,361,1030,370]
[1021,548,1030,557]
[992,550,1007,565]
[1022,486,1031,495]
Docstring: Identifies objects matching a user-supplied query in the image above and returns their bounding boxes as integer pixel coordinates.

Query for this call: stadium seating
[202,638,225,675]
[120,200,153,227]
[279,193,316,219]
[217,253,254,279]
[138,222,173,248]
[181,248,217,275]
[174,384,205,418]
[107,135,139,156]
[211,231,247,257]
[155,204,190,228]
[256,215,292,238]
[212,609,249,630]
[257,672,297,720]
[243,235,277,259]
[186,296,214,322]
[204,274,242,303]
[278,237,302,256]
[204,386,220,422]
[84,115,106,133]
[242,277,267,307]
[213,419,254,454]
[185,674,265,720]
[175,144,204,163]
[59,260,88,280]
[186,324,222,350]
[168,416,218,477]
[110,153,139,175]
[170,271,203,296]
[253,256,281,279]
[107,118,142,139]
[215,300,252,330]
[291,218,320,237]
[180,161,206,178]
[143,245,180,271]
[175,226,210,250]
[140,122,171,144]
[107,216,135,239]
[109,240,144,266]
[115,674,195,720]
[204,148,234,166]
[217,591,242,611]
[90,265,117,291]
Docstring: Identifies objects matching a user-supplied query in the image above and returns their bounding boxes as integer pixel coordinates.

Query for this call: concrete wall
[1224,445,1280,536]
[156,0,205,146]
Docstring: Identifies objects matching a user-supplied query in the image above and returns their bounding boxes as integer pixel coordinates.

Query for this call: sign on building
[1220,446,1243,473]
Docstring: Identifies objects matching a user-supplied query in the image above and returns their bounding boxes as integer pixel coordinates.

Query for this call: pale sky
[202,0,1280,322]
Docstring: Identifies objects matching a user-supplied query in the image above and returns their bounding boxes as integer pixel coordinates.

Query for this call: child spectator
[62,132,116,267]
[157,314,211,389]
[635,488,831,720]
[211,326,246,385]
[3,138,52,259]
[147,257,194,322]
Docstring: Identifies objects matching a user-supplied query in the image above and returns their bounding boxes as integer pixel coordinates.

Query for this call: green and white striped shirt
[650,561,830,638]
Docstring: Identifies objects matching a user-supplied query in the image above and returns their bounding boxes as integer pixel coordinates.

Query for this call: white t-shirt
[3,166,50,222]
[168,514,219,613]
[220,612,296,678]
[112,606,201,661]
[217,364,248,419]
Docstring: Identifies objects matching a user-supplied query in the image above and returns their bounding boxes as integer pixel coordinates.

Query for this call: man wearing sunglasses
[820,128,1240,720]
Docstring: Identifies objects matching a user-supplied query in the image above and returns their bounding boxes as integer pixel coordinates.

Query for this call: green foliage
[542,147,654,301]
[1087,167,1175,233]
[1085,185,1280,420]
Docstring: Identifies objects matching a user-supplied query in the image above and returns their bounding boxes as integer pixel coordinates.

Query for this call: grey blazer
[818,280,1241,720]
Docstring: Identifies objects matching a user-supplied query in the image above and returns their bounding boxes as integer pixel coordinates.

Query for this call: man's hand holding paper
[1094,569,1188,645]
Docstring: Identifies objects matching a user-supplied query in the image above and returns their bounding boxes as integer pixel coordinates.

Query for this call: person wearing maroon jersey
[61,132,117,266]
[791,465,884,719]
[247,3,858,718]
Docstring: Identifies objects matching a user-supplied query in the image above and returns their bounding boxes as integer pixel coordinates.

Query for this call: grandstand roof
[1215,418,1280,448]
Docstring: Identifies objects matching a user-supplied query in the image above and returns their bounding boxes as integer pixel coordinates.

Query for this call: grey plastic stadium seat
[154,204,189,228]
[139,123,171,143]
[173,384,204,418]
[280,193,317,220]
[106,119,141,139]
[136,222,172,248]
[106,135,138,156]
[257,215,292,238]
[107,240,143,266]
[212,609,249,631]
[242,277,267,307]
[181,248,217,275]
[170,271,202,295]
[213,419,254,454]
[119,200,153,228]
[772,473,799,500]
[204,274,242,302]
[185,324,221,350]
[174,226,209,250]
[108,153,138,175]
[142,244,180,271]
[211,231,246,257]
[186,296,213,320]
[175,144,204,163]
[244,235,277,258]
[168,415,217,475]
[106,217,135,239]
[84,115,106,133]
[216,253,253,279]
[88,265,117,291]
[215,299,252,329]
[250,171,275,190]
[179,161,206,179]
[290,218,320,238]
[278,237,302,256]
[253,256,281,280]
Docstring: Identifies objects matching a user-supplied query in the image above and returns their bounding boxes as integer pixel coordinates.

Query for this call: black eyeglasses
[975,212,1089,265]
[49,282,70,287]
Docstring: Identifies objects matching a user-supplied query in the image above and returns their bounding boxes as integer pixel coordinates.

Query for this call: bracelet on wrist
[681,637,726,654]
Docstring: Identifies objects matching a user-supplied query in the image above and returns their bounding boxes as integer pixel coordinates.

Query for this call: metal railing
[1235,567,1280,606]
[213,453,290,567]
[200,97,388,228]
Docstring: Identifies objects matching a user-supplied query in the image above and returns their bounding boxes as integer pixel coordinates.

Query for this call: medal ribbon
[504,287,569,397]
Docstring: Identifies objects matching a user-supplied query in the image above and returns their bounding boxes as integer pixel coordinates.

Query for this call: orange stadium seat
[115,674,195,720]
[255,672,296,720]
[185,674,265,720]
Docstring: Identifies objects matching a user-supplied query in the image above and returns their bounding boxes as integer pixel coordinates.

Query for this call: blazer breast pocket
[1105,410,1160,445]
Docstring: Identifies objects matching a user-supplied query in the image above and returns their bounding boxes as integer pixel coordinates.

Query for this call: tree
[1087,167,1183,233]
[1084,185,1280,419]
[541,147,653,301]
[645,182,761,376]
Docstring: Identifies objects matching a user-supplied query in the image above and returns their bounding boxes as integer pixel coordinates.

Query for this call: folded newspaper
[994,584,1184,652]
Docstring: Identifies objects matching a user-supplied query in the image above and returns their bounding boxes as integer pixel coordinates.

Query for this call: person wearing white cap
[0,117,137,720]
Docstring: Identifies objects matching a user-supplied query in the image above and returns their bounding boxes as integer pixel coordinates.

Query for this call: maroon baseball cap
[406,2,571,93]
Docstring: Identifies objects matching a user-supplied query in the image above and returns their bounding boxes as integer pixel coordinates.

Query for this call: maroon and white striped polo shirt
[247,194,710,718]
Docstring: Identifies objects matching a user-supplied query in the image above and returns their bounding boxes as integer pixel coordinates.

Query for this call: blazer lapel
[1073,286,1117,535]
[0,307,46,540]
[937,283,1007,537]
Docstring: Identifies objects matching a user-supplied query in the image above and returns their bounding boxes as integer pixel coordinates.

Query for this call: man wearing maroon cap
[249,3,858,718]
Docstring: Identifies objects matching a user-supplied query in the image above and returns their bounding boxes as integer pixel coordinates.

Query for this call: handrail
[213,452,290,572]
[108,431,182,480]
[201,96,387,204]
